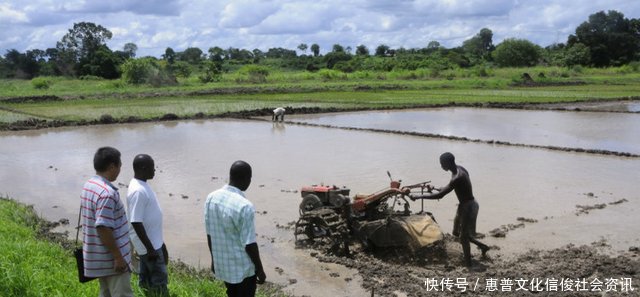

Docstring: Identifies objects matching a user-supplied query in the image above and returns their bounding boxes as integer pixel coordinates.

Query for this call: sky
[1,0,639,58]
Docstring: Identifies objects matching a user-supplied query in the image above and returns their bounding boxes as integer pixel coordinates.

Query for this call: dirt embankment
[2,96,639,132]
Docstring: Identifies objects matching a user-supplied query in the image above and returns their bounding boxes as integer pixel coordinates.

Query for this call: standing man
[408,152,490,268]
[127,154,169,296]
[80,147,133,296]
[204,160,266,297]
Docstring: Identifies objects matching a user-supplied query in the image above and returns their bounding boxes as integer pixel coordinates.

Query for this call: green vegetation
[0,8,639,130]
[0,197,285,297]
[0,66,638,127]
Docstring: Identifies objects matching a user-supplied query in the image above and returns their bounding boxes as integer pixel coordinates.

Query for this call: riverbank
[0,197,287,297]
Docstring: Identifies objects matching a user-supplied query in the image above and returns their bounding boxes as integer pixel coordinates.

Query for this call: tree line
[1,10,638,82]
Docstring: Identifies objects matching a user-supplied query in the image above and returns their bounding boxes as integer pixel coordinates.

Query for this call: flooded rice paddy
[0,105,638,296]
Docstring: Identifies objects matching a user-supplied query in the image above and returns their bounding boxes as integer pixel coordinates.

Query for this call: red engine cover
[300,185,335,193]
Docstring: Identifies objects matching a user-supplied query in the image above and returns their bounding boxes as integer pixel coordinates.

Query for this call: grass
[0,197,286,297]
[0,67,638,125]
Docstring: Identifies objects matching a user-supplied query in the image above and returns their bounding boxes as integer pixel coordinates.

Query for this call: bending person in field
[408,152,490,268]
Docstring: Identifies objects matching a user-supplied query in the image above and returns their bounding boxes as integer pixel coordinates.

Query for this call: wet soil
[303,236,640,296]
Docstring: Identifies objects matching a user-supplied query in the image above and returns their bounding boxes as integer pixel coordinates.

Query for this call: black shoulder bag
[74,205,96,283]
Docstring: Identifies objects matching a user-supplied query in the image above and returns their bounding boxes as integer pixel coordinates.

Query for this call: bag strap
[75,204,82,247]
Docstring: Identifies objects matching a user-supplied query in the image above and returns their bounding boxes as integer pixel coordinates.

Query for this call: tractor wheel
[329,193,347,208]
[300,194,322,214]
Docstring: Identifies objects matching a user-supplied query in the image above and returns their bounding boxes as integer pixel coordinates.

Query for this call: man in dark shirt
[409,152,490,267]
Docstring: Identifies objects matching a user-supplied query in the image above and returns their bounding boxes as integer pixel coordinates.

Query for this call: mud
[306,237,640,296]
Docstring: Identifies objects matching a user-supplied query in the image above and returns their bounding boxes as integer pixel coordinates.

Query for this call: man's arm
[207,234,215,273]
[245,243,265,284]
[411,182,454,200]
[96,226,127,272]
[131,222,158,260]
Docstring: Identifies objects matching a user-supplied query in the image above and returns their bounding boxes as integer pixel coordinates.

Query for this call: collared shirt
[80,175,132,278]
[204,184,257,284]
[127,178,164,255]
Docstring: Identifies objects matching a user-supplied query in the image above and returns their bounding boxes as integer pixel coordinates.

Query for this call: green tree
[297,43,308,55]
[79,45,121,78]
[563,43,591,67]
[208,47,224,63]
[571,10,640,67]
[355,45,369,56]
[163,47,176,64]
[55,22,113,76]
[332,44,345,53]
[492,38,541,67]
[427,41,441,50]
[375,44,390,57]
[179,47,204,64]
[462,28,494,64]
[310,44,320,57]
[123,43,138,59]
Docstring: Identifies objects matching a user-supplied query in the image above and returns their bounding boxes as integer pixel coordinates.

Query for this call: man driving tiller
[407,152,490,268]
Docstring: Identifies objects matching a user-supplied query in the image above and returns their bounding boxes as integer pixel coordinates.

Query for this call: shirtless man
[408,152,490,267]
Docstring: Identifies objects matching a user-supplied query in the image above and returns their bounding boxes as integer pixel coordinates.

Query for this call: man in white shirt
[127,154,169,296]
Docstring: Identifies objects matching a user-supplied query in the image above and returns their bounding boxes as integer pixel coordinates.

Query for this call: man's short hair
[440,152,455,165]
[132,154,153,172]
[93,147,121,172]
[230,160,252,182]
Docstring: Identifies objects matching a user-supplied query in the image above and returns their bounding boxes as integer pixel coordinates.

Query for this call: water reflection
[287,107,640,154]
[0,117,638,296]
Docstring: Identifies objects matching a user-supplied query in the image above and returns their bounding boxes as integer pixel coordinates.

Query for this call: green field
[0,197,286,297]
[1,67,639,128]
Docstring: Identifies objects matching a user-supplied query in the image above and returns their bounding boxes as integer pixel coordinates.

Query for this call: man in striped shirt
[205,160,266,297]
[80,147,133,297]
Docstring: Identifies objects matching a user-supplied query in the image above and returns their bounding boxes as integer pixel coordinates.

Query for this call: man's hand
[146,248,159,262]
[256,269,266,284]
[114,256,128,273]
[161,243,169,264]
[401,187,411,195]
[426,184,435,193]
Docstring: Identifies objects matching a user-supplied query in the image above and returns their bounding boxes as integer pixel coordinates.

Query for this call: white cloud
[1,0,640,57]
[219,0,279,28]
[0,3,29,24]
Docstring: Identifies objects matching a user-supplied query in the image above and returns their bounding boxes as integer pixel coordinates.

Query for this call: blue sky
[1,0,638,57]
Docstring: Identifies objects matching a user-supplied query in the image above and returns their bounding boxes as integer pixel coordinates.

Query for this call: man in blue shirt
[204,160,266,297]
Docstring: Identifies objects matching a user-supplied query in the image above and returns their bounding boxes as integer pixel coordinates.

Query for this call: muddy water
[286,107,640,155]
[1,117,639,296]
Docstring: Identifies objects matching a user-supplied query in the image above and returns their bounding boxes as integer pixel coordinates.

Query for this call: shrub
[318,69,346,80]
[239,65,271,83]
[121,58,177,87]
[78,75,103,80]
[199,61,222,83]
[107,80,126,89]
[31,77,52,89]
